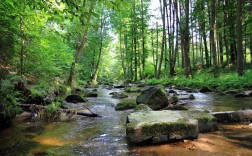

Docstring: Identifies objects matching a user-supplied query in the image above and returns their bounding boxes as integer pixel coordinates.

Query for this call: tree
[237,0,243,76]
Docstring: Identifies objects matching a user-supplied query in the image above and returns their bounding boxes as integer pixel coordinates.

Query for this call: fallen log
[211,109,252,123]
[18,104,101,118]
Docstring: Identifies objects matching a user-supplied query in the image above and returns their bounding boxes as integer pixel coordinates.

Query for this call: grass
[146,68,252,91]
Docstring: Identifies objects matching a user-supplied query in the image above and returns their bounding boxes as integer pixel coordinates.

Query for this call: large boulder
[126,110,218,145]
[126,111,199,145]
[65,94,87,103]
[113,80,126,88]
[136,86,169,110]
[111,92,128,99]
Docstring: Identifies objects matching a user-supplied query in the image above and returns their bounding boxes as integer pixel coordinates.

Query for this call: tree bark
[237,0,243,76]
[140,0,145,79]
[184,0,192,78]
[20,16,25,76]
[157,0,166,78]
[210,0,218,77]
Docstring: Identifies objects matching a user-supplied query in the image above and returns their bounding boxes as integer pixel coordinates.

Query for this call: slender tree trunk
[133,0,137,81]
[91,14,106,82]
[151,29,156,74]
[67,1,96,86]
[157,0,165,78]
[20,16,25,76]
[155,22,159,77]
[237,0,243,76]
[140,0,145,79]
[184,0,192,78]
[250,36,252,63]
[210,0,218,77]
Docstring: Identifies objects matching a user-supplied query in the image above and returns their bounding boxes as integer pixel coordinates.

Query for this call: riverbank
[145,69,252,92]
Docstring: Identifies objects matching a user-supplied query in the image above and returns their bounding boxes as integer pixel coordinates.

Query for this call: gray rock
[111,92,128,99]
[177,94,195,100]
[211,109,252,123]
[134,104,153,112]
[126,111,199,145]
[199,86,212,93]
[136,86,169,110]
[65,94,87,103]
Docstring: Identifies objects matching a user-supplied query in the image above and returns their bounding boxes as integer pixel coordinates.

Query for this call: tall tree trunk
[184,0,192,78]
[210,0,218,77]
[157,0,166,78]
[140,0,145,79]
[133,0,137,81]
[67,1,96,86]
[250,36,252,63]
[91,14,106,82]
[151,29,156,74]
[155,22,159,77]
[20,16,25,76]
[237,0,243,76]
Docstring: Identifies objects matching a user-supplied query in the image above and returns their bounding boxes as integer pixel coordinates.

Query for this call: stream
[0,86,252,156]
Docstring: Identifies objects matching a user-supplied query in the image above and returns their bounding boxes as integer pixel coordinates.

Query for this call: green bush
[43,102,61,122]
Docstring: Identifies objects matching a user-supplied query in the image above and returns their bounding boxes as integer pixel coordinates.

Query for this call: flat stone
[212,109,252,123]
[126,111,199,145]
[177,94,195,100]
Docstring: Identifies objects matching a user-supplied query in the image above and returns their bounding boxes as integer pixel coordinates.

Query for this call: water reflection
[0,86,252,155]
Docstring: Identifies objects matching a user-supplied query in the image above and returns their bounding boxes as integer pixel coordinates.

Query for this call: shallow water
[0,86,252,156]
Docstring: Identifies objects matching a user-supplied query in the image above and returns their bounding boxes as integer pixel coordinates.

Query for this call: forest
[1,0,252,155]
[0,0,252,138]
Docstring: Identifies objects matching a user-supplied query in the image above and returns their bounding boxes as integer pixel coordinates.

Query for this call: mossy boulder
[126,110,218,145]
[115,101,137,111]
[125,86,141,93]
[113,80,126,88]
[136,86,169,110]
[126,111,199,145]
[134,104,153,112]
[65,94,87,103]
[186,111,218,133]
[111,92,128,99]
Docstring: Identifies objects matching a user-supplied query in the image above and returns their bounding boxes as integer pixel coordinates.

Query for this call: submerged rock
[126,110,218,145]
[235,91,252,97]
[65,94,87,103]
[136,86,169,110]
[111,92,128,99]
[211,109,252,123]
[125,86,141,93]
[177,94,195,100]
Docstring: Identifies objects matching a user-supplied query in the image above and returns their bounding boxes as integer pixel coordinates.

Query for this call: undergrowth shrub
[44,102,61,122]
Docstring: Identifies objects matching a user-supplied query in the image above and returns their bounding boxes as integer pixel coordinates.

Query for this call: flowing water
[0,86,252,156]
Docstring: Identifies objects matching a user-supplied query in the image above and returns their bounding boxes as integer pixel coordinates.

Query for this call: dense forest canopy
[1,0,251,83]
[0,0,252,124]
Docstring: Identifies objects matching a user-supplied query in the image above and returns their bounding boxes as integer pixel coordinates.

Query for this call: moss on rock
[115,101,137,111]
